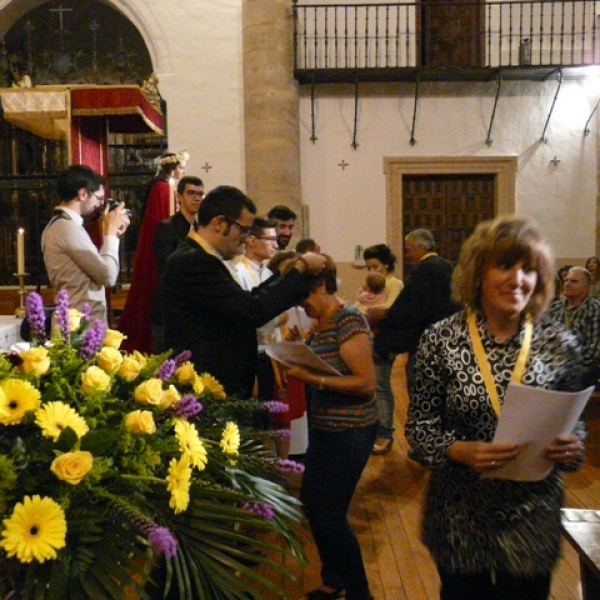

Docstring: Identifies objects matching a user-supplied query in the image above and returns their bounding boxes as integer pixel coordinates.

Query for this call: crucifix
[338,160,349,170]
[49,5,73,31]
[201,162,213,173]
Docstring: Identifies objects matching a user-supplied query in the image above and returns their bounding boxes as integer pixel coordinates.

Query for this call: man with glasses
[235,217,288,407]
[159,185,325,398]
[150,175,204,352]
[42,164,130,323]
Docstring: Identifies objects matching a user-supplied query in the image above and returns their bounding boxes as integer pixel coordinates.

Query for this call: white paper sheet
[482,383,594,482]
[265,341,341,375]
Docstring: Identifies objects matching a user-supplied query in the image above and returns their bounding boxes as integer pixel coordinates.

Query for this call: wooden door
[420,0,485,67]
[402,174,494,279]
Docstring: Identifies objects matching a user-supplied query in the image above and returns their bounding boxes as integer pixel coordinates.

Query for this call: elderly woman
[361,243,404,454]
[286,255,378,600]
[405,216,585,600]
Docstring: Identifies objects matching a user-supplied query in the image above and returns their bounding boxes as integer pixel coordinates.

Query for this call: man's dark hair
[267,205,296,222]
[196,185,257,227]
[295,238,318,254]
[56,165,104,202]
[177,176,204,194]
[250,217,276,237]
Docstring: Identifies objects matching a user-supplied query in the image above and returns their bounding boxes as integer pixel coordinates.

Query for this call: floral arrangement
[0,290,306,600]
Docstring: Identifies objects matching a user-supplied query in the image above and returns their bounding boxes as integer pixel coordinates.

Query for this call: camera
[106,199,131,218]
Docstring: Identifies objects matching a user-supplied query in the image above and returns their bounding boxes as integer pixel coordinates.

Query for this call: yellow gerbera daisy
[0,379,41,425]
[174,419,207,471]
[220,421,240,456]
[166,456,191,514]
[199,373,226,400]
[0,495,66,563]
[35,402,89,442]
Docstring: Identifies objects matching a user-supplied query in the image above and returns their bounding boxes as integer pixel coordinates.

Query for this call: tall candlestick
[17,228,25,274]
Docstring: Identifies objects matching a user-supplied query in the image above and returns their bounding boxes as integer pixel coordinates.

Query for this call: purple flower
[157,359,176,381]
[55,289,71,341]
[172,394,203,418]
[263,400,289,414]
[275,459,305,474]
[173,350,192,366]
[25,292,47,344]
[79,319,106,360]
[243,502,275,520]
[82,303,92,322]
[273,429,291,440]
[147,525,178,558]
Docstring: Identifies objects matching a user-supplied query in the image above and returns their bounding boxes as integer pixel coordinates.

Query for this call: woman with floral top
[405,215,586,600]
[285,255,378,600]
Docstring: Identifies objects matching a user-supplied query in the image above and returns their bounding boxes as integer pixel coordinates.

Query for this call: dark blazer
[151,212,194,326]
[374,254,460,356]
[159,236,311,398]
[154,211,193,273]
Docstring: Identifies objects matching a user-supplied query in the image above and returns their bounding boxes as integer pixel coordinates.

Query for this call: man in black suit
[151,176,204,352]
[371,229,460,452]
[159,185,325,398]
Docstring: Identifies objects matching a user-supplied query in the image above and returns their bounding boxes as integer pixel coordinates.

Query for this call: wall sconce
[352,245,366,267]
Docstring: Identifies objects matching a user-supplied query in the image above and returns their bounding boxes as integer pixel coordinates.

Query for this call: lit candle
[17,228,25,274]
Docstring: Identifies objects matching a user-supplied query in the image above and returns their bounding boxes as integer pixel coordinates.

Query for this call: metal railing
[293,0,600,71]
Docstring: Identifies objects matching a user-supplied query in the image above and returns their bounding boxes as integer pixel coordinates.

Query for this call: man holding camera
[42,164,130,324]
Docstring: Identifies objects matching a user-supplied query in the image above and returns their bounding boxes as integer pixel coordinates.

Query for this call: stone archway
[384,155,518,265]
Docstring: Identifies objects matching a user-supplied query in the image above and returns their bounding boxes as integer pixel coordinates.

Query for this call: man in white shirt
[42,165,130,323]
[235,217,285,399]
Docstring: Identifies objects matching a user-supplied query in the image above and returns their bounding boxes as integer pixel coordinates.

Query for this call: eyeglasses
[223,216,252,237]
[91,192,105,202]
[184,190,205,198]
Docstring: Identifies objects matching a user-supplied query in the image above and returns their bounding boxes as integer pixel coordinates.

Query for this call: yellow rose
[103,329,126,349]
[68,309,83,332]
[117,356,142,382]
[131,351,148,368]
[51,451,93,485]
[97,347,123,373]
[160,385,180,409]
[124,410,156,435]
[134,379,164,405]
[20,346,50,376]
[175,362,197,386]
[81,366,111,394]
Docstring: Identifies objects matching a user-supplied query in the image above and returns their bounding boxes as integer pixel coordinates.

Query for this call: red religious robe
[119,178,172,353]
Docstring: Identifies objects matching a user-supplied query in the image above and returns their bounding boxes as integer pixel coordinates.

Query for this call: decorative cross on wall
[338,160,349,170]
[49,5,72,31]
[201,162,212,173]
[550,156,561,166]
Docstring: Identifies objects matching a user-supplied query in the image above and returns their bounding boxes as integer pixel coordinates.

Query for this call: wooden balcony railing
[293,0,600,83]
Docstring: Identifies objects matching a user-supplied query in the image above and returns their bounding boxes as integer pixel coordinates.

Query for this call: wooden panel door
[402,174,494,280]
[420,0,485,67]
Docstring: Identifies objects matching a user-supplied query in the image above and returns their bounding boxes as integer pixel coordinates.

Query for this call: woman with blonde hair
[406,215,586,600]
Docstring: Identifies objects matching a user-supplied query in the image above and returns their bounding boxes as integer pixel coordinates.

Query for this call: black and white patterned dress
[405,309,585,577]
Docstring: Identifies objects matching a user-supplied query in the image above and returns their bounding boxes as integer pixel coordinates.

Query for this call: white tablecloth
[0,316,23,351]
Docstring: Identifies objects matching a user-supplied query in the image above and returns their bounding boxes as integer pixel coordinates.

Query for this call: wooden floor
[261,357,600,600]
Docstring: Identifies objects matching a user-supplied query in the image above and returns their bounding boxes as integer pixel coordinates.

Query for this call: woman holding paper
[285,255,378,600]
[405,215,585,600]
